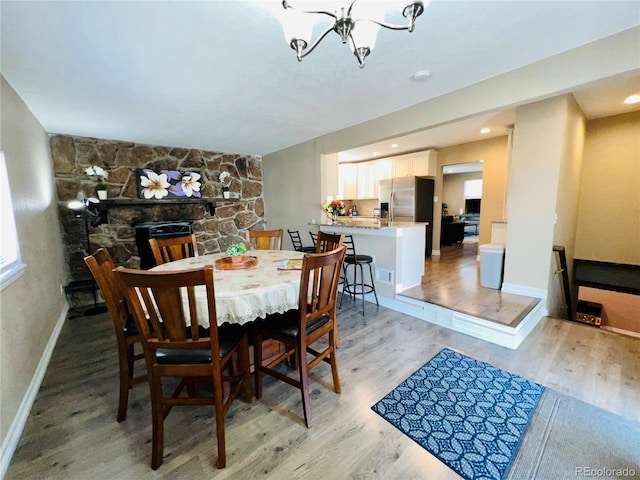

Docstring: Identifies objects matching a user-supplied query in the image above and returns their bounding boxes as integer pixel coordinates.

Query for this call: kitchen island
[317,221,427,304]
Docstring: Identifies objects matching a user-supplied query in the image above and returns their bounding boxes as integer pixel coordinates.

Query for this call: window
[0,151,26,290]
[463,179,483,199]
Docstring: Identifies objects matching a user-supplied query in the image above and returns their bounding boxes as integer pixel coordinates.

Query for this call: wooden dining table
[151,249,305,327]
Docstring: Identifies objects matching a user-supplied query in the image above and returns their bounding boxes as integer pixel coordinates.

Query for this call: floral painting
[137,168,202,199]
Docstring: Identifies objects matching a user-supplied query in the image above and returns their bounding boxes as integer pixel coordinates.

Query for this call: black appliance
[135,221,193,269]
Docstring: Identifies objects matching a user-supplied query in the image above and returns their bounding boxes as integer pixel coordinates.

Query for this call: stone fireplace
[51,134,265,305]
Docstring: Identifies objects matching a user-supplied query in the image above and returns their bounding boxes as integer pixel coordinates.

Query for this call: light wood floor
[7,299,640,479]
[401,241,540,327]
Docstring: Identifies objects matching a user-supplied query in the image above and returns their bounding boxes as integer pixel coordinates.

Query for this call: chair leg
[339,264,348,308]
[239,334,252,403]
[254,331,263,399]
[358,264,365,316]
[367,263,379,307]
[150,376,165,470]
[117,345,133,422]
[329,328,341,394]
[298,344,312,428]
[214,378,227,468]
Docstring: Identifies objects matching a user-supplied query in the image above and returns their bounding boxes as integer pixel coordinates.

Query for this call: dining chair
[309,231,318,249]
[149,233,198,266]
[287,229,316,253]
[245,228,283,250]
[254,245,346,428]
[114,265,252,470]
[84,248,147,422]
[315,231,344,253]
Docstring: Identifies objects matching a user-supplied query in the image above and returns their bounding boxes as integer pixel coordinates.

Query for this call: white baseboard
[601,325,640,339]
[0,302,69,479]
[501,282,547,300]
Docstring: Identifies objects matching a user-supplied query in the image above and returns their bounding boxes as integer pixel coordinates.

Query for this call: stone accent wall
[51,134,264,297]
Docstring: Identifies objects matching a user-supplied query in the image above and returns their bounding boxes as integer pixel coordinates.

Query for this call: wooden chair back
[315,231,344,253]
[84,248,146,422]
[300,246,346,322]
[114,265,251,469]
[245,229,283,250]
[149,233,198,265]
[85,248,128,333]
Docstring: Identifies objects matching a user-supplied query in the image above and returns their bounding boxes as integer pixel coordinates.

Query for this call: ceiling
[1,1,639,158]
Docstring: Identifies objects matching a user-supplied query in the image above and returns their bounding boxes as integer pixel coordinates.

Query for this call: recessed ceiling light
[391,143,399,148]
[480,127,491,134]
[411,70,431,82]
[373,151,380,156]
[623,94,640,105]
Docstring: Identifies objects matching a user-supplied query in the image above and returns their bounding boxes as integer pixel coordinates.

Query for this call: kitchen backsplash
[341,199,380,216]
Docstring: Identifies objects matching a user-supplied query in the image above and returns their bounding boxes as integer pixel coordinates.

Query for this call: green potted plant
[226,242,247,263]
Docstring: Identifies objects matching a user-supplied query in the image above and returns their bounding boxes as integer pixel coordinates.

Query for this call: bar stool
[339,234,379,316]
[287,229,315,253]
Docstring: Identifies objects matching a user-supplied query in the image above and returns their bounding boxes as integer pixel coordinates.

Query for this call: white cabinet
[337,152,435,200]
[338,164,358,199]
[357,162,379,199]
[393,157,412,177]
[377,159,393,181]
[392,150,438,177]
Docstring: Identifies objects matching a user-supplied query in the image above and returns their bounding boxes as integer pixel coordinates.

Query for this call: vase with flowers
[84,165,109,199]
[226,242,247,263]
[323,200,346,224]
[219,171,231,198]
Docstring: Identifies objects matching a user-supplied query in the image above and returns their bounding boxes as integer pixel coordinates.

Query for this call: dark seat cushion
[123,313,139,336]
[344,254,373,264]
[258,309,330,338]
[156,323,245,364]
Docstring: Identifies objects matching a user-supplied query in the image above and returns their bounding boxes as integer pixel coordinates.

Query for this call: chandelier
[280,0,425,68]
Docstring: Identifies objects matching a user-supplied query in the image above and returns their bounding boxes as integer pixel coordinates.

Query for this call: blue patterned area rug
[372,348,544,480]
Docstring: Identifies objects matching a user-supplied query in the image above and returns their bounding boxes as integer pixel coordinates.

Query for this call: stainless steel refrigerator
[379,176,434,256]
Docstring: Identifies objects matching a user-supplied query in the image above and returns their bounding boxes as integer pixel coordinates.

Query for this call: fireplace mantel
[98,197,239,219]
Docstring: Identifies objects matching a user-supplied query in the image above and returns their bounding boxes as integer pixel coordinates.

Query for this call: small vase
[332,211,338,224]
[223,191,231,199]
[97,190,107,200]
[231,255,243,263]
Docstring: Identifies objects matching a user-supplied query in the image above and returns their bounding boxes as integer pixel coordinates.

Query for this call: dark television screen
[465,198,481,214]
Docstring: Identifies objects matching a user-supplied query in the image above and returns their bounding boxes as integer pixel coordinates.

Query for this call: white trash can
[479,244,505,289]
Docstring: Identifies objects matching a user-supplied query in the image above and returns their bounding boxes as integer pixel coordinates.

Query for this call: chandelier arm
[359,18,414,32]
[346,0,357,17]
[296,24,339,59]
[282,1,337,21]
[348,33,366,68]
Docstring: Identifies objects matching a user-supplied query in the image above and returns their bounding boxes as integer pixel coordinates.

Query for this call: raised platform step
[387,294,547,349]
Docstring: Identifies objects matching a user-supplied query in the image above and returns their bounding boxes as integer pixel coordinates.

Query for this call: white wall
[0,76,68,474]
